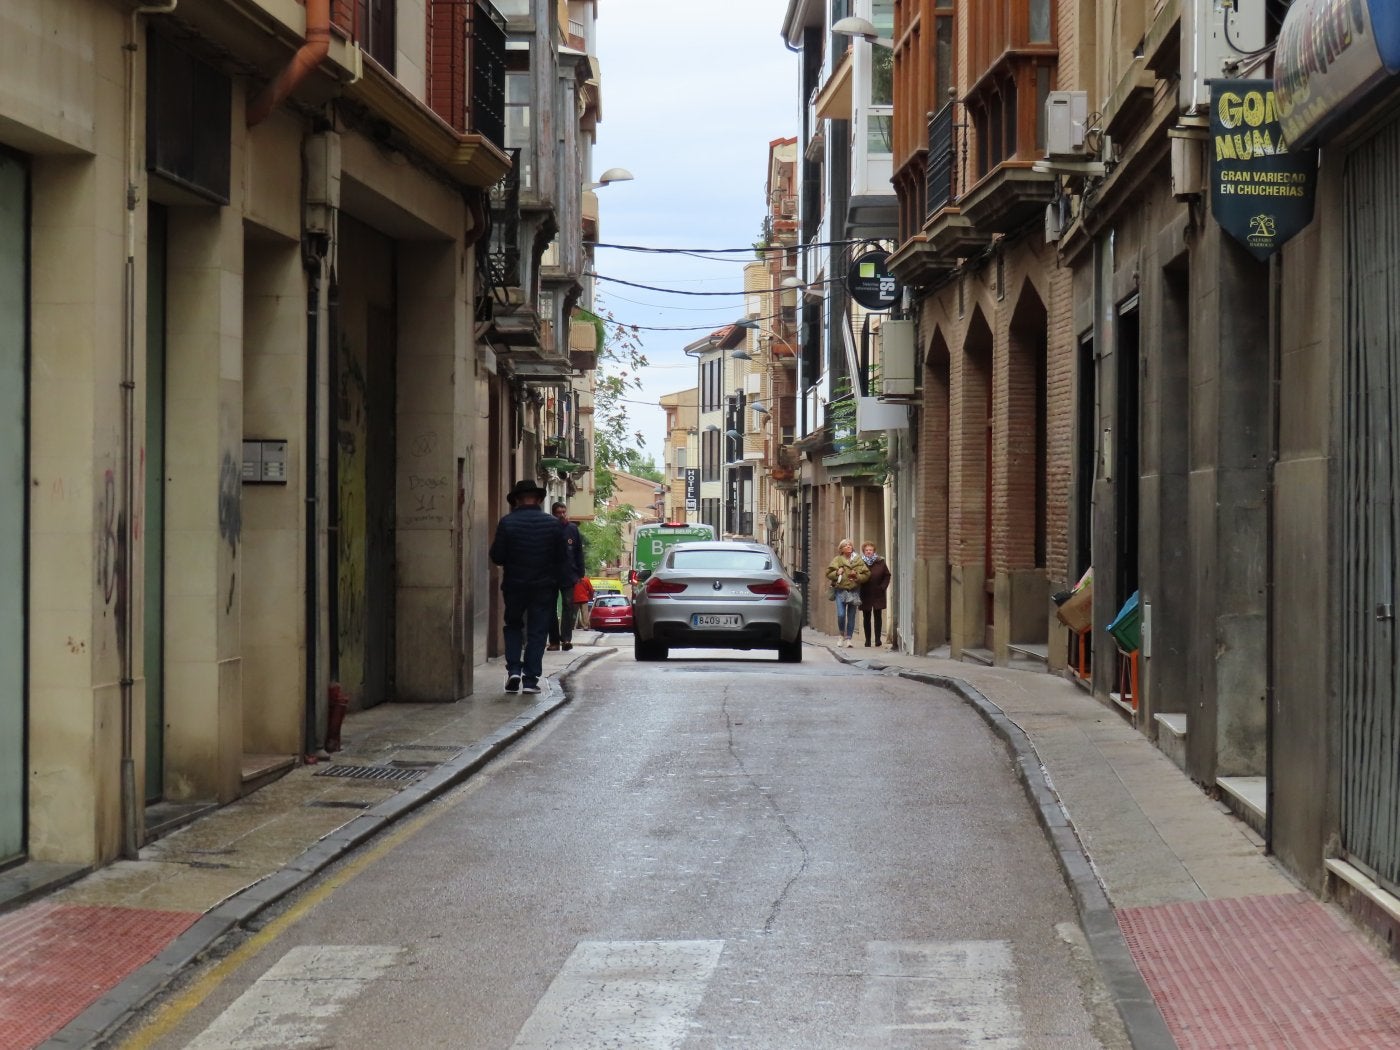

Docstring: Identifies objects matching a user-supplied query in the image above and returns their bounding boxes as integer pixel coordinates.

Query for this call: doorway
[144,205,168,800]
[1115,300,1141,609]
[0,149,28,865]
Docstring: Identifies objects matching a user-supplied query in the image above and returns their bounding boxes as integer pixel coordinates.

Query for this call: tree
[578,298,649,505]
[579,504,634,575]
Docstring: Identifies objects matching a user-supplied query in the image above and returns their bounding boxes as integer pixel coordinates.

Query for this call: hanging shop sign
[845,250,901,311]
[1210,80,1318,261]
[1275,0,1400,147]
[684,468,699,512]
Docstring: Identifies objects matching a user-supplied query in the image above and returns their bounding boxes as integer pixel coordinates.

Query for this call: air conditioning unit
[1180,0,1267,114]
[1045,91,1088,157]
[782,195,798,214]
[880,320,916,398]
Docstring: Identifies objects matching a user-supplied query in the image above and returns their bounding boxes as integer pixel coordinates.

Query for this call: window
[505,70,533,190]
[670,550,772,572]
[675,447,687,474]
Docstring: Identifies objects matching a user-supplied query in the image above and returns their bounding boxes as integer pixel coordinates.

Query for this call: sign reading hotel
[1210,80,1318,261]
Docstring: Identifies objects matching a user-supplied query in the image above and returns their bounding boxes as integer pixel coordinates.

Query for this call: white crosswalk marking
[510,939,724,1049]
[185,945,404,1049]
[860,940,1023,1047]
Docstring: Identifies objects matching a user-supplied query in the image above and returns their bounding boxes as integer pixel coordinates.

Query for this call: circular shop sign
[845,249,901,311]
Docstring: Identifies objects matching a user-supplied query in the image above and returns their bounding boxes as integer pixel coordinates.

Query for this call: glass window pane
[935,17,953,105]
[1029,0,1051,43]
[1035,66,1051,152]
[868,113,893,153]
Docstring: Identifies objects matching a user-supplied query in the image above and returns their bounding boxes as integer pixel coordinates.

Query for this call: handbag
[827,585,837,601]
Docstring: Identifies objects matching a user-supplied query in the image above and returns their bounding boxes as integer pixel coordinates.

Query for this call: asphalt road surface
[119,646,1130,1049]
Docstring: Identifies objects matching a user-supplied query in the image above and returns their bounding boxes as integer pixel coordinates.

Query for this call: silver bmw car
[631,541,807,662]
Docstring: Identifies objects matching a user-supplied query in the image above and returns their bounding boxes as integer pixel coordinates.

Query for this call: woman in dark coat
[858,541,892,648]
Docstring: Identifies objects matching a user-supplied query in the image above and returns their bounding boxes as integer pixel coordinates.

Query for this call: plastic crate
[1107,591,1141,652]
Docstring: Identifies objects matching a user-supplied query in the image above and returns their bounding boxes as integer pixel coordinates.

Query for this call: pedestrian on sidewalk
[826,538,869,647]
[858,541,891,647]
[490,479,570,694]
[547,501,586,651]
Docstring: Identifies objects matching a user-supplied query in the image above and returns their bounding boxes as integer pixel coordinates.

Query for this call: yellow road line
[118,791,465,1049]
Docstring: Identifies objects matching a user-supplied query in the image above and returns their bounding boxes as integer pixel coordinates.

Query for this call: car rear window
[595,595,628,607]
[670,550,772,572]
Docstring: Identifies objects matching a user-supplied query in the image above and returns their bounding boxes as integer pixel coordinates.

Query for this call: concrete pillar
[396,241,469,700]
[1185,227,1270,781]
[163,206,244,803]
[241,239,306,754]
[27,149,127,863]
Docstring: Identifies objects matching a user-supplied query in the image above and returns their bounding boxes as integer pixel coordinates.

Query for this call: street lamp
[831,15,894,48]
[586,166,634,190]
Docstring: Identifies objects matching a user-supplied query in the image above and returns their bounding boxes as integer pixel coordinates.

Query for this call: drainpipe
[247,0,330,128]
[120,0,179,861]
[303,246,325,759]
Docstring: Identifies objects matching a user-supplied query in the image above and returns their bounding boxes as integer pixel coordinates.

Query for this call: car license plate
[693,614,741,628]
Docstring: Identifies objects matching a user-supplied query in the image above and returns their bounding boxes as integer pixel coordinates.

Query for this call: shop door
[1341,121,1400,893]
[0,151,27,863]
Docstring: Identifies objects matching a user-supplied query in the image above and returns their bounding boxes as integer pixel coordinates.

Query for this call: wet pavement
[3,631,1400,1048]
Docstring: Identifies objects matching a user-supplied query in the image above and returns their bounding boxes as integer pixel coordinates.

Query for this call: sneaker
[521,679,542,694]
[505,674,521,693]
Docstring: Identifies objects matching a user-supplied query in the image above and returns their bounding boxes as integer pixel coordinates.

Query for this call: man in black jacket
[489,479,569,693]
[547,501,586,652]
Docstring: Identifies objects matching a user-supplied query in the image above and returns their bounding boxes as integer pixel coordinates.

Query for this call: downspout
[121,0,179,862]
[247,0,330,128]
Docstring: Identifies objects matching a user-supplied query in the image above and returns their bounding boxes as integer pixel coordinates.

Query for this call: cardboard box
[1056,582,1094,632]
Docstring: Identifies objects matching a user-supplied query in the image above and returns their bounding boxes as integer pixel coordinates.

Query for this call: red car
[588,593,634,632]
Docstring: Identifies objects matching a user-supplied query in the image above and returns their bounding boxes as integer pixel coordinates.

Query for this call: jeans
[835,591,859,638]
[503,587,557,682]
[548,587,574,646]
[862,607,883,645]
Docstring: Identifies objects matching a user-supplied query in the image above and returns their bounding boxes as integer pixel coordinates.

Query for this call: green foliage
[590,298,650,506]
[829,372,889,479]
[579,504,635,573]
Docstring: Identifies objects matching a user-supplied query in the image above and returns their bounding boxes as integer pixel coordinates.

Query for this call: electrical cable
[590,272,839,298]
[587,237,869,255]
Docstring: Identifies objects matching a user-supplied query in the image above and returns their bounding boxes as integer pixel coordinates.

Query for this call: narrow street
[115,648,1127,1049]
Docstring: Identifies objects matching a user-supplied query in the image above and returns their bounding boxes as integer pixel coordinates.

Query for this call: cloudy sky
[592,0,798,464]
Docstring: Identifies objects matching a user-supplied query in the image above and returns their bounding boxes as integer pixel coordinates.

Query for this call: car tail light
[645,577,687,595]
[748,579,790,598]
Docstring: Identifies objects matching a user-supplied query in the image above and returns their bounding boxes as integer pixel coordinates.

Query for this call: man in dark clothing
[489,479,569,694]
[547,501,586,652]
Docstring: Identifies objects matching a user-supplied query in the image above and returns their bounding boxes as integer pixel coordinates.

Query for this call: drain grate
[313,764,425,783]
[305,799,372,810]
[399,743,464,752]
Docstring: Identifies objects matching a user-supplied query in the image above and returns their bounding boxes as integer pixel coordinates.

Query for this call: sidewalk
[812,630,1400,1050]
[6,634,1400,1049]
[1,641,611,1050]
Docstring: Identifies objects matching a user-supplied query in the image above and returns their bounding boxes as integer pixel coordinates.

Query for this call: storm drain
[399,743,464,752]
[313,764,425,783]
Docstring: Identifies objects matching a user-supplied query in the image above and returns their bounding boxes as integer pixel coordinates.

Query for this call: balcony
[887,103,989,285]
[958,53,1057,232]
[337,0,511,189]
[568,318,599,372]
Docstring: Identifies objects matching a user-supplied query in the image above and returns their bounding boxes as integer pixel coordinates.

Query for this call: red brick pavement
[0,903,198,1050]
[1119,892,1400,1049]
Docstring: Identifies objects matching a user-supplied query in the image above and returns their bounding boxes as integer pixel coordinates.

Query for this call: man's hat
[507,478,547,503]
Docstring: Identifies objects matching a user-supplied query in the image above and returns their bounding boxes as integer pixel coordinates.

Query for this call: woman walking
[826,538,870,648]
[858,541,892,647]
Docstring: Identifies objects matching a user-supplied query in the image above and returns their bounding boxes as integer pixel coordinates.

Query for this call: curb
[42,649,612,1050]
[827,643,1176,1050]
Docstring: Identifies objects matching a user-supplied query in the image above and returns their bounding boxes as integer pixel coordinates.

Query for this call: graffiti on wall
[218,451,241,556]
[96,468,127,652]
